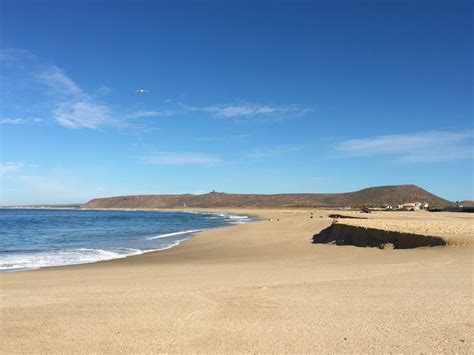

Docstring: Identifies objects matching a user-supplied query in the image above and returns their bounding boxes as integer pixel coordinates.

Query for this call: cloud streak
[1,49,311,130]
[0,162,26,175]
[36,65,116,129]
[1,49,116,129]
[335,130,474,163]
[36,66,85,97]
[246,146,301,160]
[0,162,38,176]
[141,152,221,166]
[129,103,312,120]
[53,101,114,129]
[0,117,42,125]
[127,110,177,119]
[187,103,311,119]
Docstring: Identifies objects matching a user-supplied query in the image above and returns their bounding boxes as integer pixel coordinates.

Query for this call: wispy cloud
[1,49,311,130]
[0,162,38,176]
[1,49,116,129]
[131,102,311,121]
[35,65,116,129]
[188,103,311,119]
[0,162,25,175]
[141,152,221,165]
[335,130,474,163]
[0,117,43,125]
[196,133,252,142]
[246,146,301,160]
[0,48,38,70]
[94,85,113,96]
[36,65,84,97]
[52,101,115,129]
[127,110,177,119]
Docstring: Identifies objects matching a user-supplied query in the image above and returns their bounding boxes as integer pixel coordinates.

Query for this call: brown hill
[83,185,452,209]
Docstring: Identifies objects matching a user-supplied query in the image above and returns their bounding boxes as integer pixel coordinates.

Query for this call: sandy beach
[1,209,472,353]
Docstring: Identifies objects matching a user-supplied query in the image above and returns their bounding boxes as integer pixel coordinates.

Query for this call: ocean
[0,208,252,272]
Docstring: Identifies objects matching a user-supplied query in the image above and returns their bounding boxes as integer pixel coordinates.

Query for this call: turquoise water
[0,208,251,271]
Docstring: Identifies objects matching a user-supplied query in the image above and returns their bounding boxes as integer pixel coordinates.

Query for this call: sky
[0,0,472,205]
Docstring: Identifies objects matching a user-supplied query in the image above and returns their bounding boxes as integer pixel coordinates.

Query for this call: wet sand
[1,209,472,353]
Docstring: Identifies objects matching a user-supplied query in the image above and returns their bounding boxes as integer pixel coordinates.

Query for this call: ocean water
[0,208,252,272]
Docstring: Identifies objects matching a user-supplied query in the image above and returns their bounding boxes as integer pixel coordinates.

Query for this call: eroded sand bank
[1,209,472,353]
[315,210,474,248]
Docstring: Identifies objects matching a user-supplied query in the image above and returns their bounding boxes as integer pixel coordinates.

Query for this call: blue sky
[0,0,472,204]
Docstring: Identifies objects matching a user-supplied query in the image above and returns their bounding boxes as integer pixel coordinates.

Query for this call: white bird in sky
[133,89,150,95]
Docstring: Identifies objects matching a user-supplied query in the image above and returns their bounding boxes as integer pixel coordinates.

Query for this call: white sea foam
[0,211,254,272]
[228,215,249,220]
[153,241,180,251]
[209,212,250,219]
[147,229,203,240]
[0,246,171,272]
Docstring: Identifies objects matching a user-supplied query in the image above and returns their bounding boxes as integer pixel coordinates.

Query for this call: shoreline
[0,208,264,273]
[3,207,472,274]
[1,208,472,353]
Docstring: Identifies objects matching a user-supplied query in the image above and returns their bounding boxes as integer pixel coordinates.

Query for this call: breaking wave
[0,209,254,272]
[0,247,149,271]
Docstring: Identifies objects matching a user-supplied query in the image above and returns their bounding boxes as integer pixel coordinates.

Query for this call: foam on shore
[0,247,146,271]
[0,211,254,272]
[147,229,203,240]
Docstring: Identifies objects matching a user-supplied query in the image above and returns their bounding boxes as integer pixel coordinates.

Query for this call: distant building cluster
[383,202,429,211]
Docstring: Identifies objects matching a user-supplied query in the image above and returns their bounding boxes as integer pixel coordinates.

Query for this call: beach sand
[1,209,472,353]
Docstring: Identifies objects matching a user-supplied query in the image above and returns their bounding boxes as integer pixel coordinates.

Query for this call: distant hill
[83,185,452,209]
